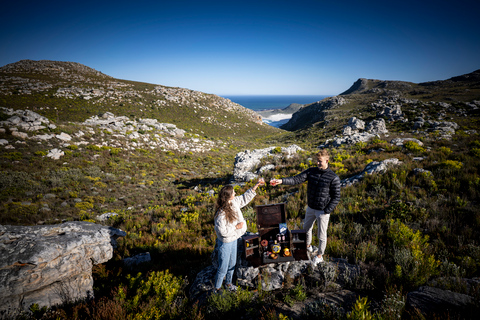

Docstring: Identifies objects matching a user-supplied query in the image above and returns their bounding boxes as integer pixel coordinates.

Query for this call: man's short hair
[316,149,330,160]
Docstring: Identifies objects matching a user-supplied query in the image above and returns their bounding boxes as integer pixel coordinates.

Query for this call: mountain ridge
[281,68,480,132]
[0,59,276,142]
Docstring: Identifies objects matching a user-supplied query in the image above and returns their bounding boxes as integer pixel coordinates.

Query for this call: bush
[404,140,425,153]
[118,270,184,318]
[387,219,440,288]
[440,160,463,169]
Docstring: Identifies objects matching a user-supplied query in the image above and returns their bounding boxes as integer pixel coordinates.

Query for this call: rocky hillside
[2,61,480,319]
[281,69,480,132]
[0,60,279,141]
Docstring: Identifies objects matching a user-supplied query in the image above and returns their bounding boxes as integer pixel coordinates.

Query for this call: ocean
[222,95,330,127]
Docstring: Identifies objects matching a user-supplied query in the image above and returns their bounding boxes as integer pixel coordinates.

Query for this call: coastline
[256,103,305,128]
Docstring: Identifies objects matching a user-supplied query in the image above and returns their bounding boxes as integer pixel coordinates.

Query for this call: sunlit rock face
[0,221,125,317]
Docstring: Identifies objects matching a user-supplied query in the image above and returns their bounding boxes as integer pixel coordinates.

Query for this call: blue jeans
[214,238,237,289]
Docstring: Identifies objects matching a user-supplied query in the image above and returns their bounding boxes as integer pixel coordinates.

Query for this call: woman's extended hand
[253,178,265,191]
[236,222,244,229]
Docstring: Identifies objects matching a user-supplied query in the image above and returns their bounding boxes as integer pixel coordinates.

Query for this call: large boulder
[366,118,388,134]
[233,145,303,181]
[0,221,126,317]
[341,158,402,187]
[406,286,477,318]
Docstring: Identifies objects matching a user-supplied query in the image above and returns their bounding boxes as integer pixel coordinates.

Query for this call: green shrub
[471,148,480,157]
[346,296,374,320]
[271,147,282,154]
[404,140,425,153]
[75,202,94,210]
[387,219,440,288]
[438,146,452,155]
[118,270,184,318]
[110,147,122,155]
[86,145,102,151]
[66,144,79,150]
[440,160,463,169]
[2,152,23,160]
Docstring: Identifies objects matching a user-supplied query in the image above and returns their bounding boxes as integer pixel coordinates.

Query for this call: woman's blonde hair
[214,185,237,223]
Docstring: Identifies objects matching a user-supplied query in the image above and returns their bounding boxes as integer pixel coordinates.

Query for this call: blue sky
[1,0,479,95]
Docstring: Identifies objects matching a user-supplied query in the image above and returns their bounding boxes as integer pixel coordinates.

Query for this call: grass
[1,61,480,319]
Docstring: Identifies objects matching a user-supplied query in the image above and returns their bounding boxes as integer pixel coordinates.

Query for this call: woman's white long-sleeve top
[214,188,256,243]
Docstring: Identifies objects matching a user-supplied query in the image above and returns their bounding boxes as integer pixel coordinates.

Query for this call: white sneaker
[311,255,324,267]
[307,246,314,253]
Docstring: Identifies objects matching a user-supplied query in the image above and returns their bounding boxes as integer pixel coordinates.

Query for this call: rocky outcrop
[0,109,55,131]
[321,118,387,148]
[0,221,126,317]
[281,96,347,131]
[189,238,360,306]
[390,137,424,146]
[233,145,303,181]
[341,158,403,187]
[0,108,224,154]
[406,286,477,319]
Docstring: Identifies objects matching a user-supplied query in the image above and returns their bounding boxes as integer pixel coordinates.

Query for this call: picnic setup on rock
[243,203,309,267]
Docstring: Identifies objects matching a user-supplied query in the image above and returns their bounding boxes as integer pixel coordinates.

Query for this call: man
[270,149,341,266]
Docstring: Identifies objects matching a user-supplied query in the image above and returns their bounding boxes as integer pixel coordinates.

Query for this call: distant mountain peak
[340,78,370,95]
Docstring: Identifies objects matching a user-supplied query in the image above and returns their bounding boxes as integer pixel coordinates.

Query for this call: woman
[214,178,264,292]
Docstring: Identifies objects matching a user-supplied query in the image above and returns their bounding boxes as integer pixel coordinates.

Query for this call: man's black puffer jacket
[281,167,341,214]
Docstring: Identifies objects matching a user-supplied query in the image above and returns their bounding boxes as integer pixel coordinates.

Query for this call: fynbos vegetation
[1,61,480,319]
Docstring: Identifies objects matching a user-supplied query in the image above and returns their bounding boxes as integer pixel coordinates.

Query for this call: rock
[123,252,151,267]
[377,104,404,121]
[426,120,460,138]
[390,137,423,146]
[413,117,425,129]
[0,222,126,317]
[347,117,365,131]
[341,158,402,187]
[189,265,217,304]
[342,126,355,136]
[257,164,275,174]
[406,286,477,318]
[322,132,377,148]
[56,132,72,142]
[96,212,118,222]
[233,145,303,181]
[0,139,8,145]
[0,108,51,132]
[342,117,365,135]
[46,148,64,160]
[11,131,28,139]
[413,168,432,176]
[366,118,388,134]
[31,134,55,141]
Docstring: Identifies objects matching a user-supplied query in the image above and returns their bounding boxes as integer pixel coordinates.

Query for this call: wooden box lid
[255,203,286,229]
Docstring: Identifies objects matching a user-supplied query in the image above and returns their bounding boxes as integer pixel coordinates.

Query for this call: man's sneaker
[226,284,238,292]
[307,246,314,253]
[311,255,324,267]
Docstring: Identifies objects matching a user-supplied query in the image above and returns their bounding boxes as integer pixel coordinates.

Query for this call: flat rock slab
[0,221,126,317]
